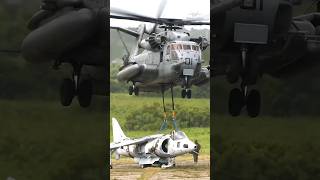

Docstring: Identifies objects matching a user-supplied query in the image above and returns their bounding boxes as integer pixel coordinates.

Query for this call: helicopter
[110,2,210,99]
[211,0,320,117]
[1,0,108,107]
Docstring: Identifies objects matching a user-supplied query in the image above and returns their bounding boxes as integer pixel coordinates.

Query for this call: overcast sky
[110,0,210,29]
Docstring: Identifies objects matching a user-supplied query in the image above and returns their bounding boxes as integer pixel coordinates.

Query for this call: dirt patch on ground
[110,155,210,180]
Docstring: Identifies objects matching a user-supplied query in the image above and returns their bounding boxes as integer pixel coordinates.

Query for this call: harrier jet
[110,118,199,168]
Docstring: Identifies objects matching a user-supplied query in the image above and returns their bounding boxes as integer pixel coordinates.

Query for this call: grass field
[111,155,210,180]
[214,115,320,180]
[214,115,320,146]
[0,99,106,180]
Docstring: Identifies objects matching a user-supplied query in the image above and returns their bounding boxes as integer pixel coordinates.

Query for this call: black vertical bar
[260,0,263,10]
[106,0,110,178]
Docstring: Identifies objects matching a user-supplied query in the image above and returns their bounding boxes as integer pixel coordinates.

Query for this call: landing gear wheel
[181,89,186,98]
[77,79,93,108]
[134,87,139,96]
[60,78,75,106]
[187,89,192,99]
[228,88,245,116]
[128,86,133,95]
[140,164,149,168]
[246,89,261,118]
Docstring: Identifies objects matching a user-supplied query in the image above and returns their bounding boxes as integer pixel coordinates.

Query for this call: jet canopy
[171,131,188,140]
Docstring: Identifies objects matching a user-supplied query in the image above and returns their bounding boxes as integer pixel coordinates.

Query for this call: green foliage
[125,103,210,131]
[0,100,106,180]
[110,93,210,130]
[213,115,320,180]
[215,140,320,180]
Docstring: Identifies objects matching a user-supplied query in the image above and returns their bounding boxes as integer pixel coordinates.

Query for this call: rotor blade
[159,18,210,26]
[150,0,168,33]
[182,21,210,26]
[110,26,139,38]
[116,30,130,56]
[111,7,209,26]
[111,7,164,24]
[156,0,167,18]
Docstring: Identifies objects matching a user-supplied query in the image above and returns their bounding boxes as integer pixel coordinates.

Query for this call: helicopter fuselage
[117,40,205,92]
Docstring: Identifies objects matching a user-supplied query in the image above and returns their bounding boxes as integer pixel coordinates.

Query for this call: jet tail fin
[112,118,127,143]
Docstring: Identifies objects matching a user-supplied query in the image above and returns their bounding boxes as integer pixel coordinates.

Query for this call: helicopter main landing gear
[181,76,192,99]
[181,89,192,99]
[128,84,139,96]
[229,87,260,118]
[228,45,261,118]
[60,63,92,108]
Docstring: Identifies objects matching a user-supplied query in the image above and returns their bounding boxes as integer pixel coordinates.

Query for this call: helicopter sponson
[117,64,146,82]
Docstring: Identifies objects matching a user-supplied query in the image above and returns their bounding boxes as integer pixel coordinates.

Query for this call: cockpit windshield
[192,45,199,51]
[166,43,200,60]
[168,43,199,51]
[173,131,187,140]
[183,44,191,50]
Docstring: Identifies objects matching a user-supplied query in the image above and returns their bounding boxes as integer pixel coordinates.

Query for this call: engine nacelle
[154,137,171,158]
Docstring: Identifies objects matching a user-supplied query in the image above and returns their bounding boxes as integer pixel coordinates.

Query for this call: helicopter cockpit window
[168,44,179,60]
[192,45,199,51]
[171,44,179,50]
[166,46,170,55]
[183,45,191,50]
[171,50,178,60]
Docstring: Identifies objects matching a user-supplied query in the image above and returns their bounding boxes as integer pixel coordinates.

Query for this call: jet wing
[110,26,140,38]
[110,134,163,150]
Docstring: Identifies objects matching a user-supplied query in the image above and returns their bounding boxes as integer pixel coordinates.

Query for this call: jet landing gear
[60,64,92,107]
[128,84,139,96]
